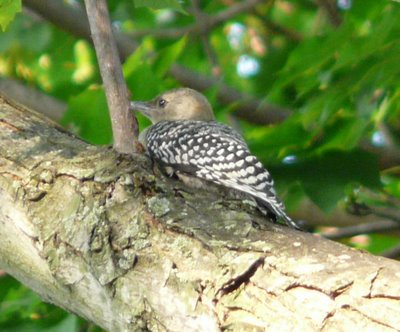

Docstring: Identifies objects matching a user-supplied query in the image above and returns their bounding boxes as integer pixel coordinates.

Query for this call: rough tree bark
[0,95,399,331]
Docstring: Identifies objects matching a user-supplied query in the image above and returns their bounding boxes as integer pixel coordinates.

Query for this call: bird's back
[145,120,297,227]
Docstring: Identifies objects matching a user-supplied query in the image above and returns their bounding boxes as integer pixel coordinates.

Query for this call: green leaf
[383,174,400,200]
[123,42,166,130]
[246,115,313,161]
[274,25,351,93]
[126,61,162,100]
[61,87,112,145]
[125,62,162,130]
[42,315,78,332]
[133,0,187,14]
[271,150,381,212]
[0,0,21,31]
[123,41,162,100]
[314,115,370,153]
[0,275,72,331]
[280,182,306,213]
[123,39,153,78]
[154,36,187,77]
[0,15,52,53]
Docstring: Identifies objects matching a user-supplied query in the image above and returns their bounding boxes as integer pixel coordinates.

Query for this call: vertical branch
[84,0,139,154]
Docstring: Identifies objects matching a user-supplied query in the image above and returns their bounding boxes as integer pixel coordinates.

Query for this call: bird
[130,88,300,229]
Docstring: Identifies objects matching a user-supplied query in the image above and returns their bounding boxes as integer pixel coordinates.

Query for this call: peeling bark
[0,95,399,331]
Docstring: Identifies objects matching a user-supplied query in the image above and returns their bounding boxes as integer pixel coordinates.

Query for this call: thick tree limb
[1,96,400,331]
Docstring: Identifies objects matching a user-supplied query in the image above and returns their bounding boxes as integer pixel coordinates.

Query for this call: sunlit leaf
[123,41,162,100]
[0,0,21,31]
[154,35,187,77]
[61,87,112,145]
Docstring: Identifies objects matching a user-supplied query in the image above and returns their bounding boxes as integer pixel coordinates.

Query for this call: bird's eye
[158,99,167,107]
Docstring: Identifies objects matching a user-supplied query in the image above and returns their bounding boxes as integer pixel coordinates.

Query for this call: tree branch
[7,71,399,172]
[0,76,66,121]
[27,0,398,167]
[169,65,291,123]
[381,245,400,260]
[209,0,264,27]
[23,0,290,125]
[322,220,400,240]
[253,12,303,42]
[2,80,397,231]
[1,95,400,331]
[22,0,137,60]
[83,0,138,154]
[315,0,342,27]
[128,0,265,39]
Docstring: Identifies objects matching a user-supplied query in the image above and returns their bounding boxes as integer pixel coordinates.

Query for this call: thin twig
[315,0,342,27]
[84,0,138,154]
[370,210,400,224]
[254,13,303,42]
[381,244,400,259]
[322,220,400,240]
[128,26,192,39]
[128,0,264,39]
[210,0,263,26]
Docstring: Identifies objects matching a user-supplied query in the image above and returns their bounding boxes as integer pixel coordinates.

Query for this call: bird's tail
[255,198,302,230]
[279,211,302,230]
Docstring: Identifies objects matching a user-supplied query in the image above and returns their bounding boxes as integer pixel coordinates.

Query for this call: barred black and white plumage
[131,88,300,229]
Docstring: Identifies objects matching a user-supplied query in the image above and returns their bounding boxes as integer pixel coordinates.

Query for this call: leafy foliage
[62,87,112,145]
[0,0,21,31]
[0,0,399,329]
[0,274,96,332]
[270,150,380,212]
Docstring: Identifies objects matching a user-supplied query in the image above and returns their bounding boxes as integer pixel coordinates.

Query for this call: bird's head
[130,88,215,124]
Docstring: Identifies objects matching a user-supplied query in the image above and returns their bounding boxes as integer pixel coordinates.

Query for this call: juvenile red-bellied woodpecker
[131,88,300,229]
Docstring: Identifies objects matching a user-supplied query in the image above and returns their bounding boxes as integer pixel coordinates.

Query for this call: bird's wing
[146,120,287,219]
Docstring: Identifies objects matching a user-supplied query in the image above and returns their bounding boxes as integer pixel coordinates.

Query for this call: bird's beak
[130,101,153,117]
